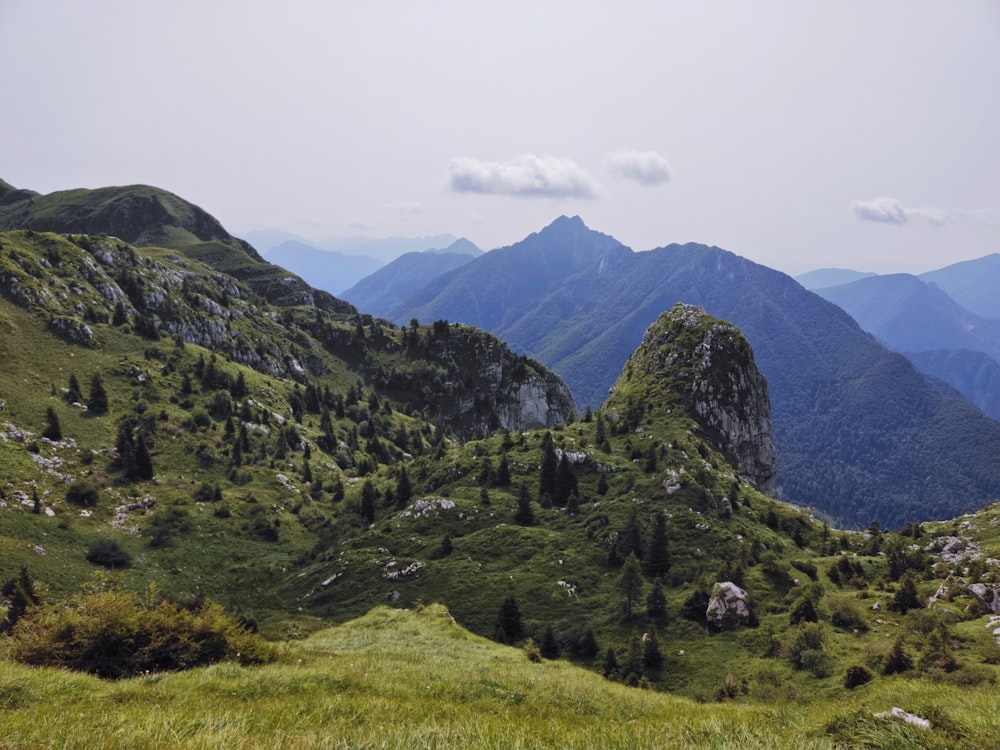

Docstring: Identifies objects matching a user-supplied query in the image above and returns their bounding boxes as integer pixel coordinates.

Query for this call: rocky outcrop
[706,581,752,629]
[378,326,575,437]
[606,303,777,494]
[969,583,1000,614]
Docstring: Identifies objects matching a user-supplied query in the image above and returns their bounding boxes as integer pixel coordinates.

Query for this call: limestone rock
[968,583,1000,614]
[606,303,777,494]
[706,581,752,629]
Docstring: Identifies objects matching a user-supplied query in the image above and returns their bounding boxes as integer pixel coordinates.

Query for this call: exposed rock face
[379,326,575,437]
[706,581,752,629]
[607,303,777,494]
[969,583,1000,614]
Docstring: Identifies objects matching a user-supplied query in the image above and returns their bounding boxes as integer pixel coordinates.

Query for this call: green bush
[66,479,100,507]
[85,540,131,568]
[843,665,873,689]
[6,580,273,678]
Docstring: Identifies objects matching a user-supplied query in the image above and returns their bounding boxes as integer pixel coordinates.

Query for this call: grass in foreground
[2,604,997,749]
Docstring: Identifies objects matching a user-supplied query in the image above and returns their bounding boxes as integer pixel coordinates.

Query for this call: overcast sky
[1,1,997,274]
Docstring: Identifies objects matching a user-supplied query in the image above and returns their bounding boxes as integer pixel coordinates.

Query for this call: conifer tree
[642,629,663,670]
[133,434,154,481]
[619,553,644,620]
[554,452,577,506]
[495,596,524,644]
[1,567,40,633]
[496,455,511,486]
[87,373,109,415]
[595,412,606,446]
[644,513,671,578]
[514,483,535,526]
[602,647,619,678]
[395,467,412,508]
[540,625,560,659]
[646,580,668,625]
[359,480,377,523]
[66,373,82,403]
[578,629,599,660]
[42,407,62,441]
[538,432,558,500]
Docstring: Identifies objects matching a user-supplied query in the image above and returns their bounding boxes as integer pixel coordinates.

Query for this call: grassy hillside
[2,604,997,749]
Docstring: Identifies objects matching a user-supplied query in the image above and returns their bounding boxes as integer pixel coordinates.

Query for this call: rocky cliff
[606,303,777,494]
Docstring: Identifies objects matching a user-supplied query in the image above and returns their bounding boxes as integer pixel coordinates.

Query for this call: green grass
[1,604,996,749]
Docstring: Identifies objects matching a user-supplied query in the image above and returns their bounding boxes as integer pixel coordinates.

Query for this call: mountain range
[3,178,1000,739]
[812,272,1000,420]
[358,216,1000,528]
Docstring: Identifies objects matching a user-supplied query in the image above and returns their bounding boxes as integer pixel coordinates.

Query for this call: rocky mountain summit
[606,303,777,494]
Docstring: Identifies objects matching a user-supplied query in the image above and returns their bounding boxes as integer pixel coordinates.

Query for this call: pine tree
[514,484,535,526]
[621,632,644,686]
[539,625,560,659]
[538,432,558,500]
[395,467,412,508]
[554,453,577,506]
[642,630,663,670]
[619,553,644,620]
[359,480,377,523]
[646,580,668,625]
[42,407,62,441]
[644,513,671,578]
[496,596,524,644]
[1,567,40,633]
[87,373,109,415]
[602,647,619,678]
[496,455,511,486]
[133,434,154,480]
[883,638,913,675]
[595,412,606,446]
[578,629,599,660]
[66,374,82,403]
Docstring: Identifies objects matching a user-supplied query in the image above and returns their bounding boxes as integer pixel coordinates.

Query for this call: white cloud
[851,196,948,225]
[448,154,603,199]
[605,150,671,186]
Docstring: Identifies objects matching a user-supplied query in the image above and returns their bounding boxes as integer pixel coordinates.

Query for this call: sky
[1,1,998,275]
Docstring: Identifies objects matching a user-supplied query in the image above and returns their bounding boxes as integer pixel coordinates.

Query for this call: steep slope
[921,253,1000,320]
[906,349,1000,421]
[0,180,352,314]
[795,267,877,289]
[815,273,1000,360]
[341,241,481,318]
[815,274,1000,419]
[386,222,1000,527]
[264,240,384,295]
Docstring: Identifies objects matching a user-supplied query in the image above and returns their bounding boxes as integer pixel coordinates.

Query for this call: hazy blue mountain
[814,274,1000,418]
[907,349,1000,421]
[264,241,384,295]
[315,234,459,262]
[387,217,1000,527]
[920,253,1000,320]
[815,274,1000,360]
[341,239,482,318]
[795,267,877,289]
[395,215,629,332]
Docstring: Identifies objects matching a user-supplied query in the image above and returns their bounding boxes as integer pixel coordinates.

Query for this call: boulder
[706,581,751,629]
[968,583,1000,614]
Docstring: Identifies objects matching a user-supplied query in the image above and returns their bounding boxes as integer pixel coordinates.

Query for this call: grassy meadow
[2,604,997,750]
